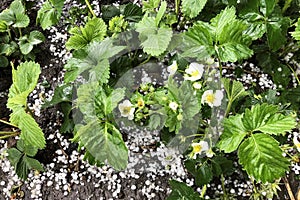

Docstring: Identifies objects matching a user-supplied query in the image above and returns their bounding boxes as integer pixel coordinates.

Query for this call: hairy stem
[283,177,295,200]
[200,184,207,198]
[221,174,227,198]
[0,132,19,139]
[175,0,180,15]
[225,100,232,117]
[282,0,292,13]
[85,0,96,18]
[0,119,18,128]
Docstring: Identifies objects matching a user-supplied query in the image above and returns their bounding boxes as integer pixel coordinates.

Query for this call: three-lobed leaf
[37,0,64,30]
[181,0,208,19]
[7,61,41,110]
[238,133,290,183]
[7,147,44,180]
[222,78,248,103]
[167,179,201,200]
[66,18,107,50]
[218,114,248,153]
[77,120,128,170]
[136,15,172,56]
[64,39,125,83]
[19,31,45,55]
[0,0,29,28]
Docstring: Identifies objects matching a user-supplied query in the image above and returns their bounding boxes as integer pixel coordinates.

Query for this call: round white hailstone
[0,181,5,186]
[230,189,235,194]
[47,181,53,187]
[63,185,68,191]
[145,180,151,185]
[131,185,137,190]
[64,191,68,196]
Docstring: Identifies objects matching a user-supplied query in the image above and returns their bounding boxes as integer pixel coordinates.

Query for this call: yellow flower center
[191,70,199,77]
[205,93,215,104]
[193,144,202,153]
[137,99,145,108]
[123,107,131,114]
[296,143,300,148]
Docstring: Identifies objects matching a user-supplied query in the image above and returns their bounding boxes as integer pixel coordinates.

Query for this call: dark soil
[0,1,299,200]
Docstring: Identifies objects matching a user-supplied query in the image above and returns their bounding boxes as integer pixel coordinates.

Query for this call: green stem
[251,177,259,196]
[7,28,11,40]
[225,100,232,117]
[221,174,227,198]
[0,132,19,139]
[85,0,96,18]
[185,133,205,139]
[0,131,17,135]
[200,184,207,198]
[218,59,222,78]
[18,28,22,37]
[175,0,180,16]
[287,64,300,86]
[282,0,292,13]
[0,119,18,128]
[139,56,152,66]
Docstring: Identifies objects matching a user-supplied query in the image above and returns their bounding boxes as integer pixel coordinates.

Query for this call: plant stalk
[225,100,232,117]
[0,132,19,139]
[0,119,18,128]
[283,177,295,200]
[200,184,207,198]
[175,0,180,16]
[0,131,17,135]
[85,0,96,18]
[221,174,227,198]
[282,0,292,14]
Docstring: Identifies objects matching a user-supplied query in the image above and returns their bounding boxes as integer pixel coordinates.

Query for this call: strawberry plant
[1,0,300,199]
[0,0,45,67]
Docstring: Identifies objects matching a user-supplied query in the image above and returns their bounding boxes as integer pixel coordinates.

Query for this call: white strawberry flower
[169,101,179,111]
[201,90,223,107]
[184,62,204,81]
[293,136,300,152]
[190,141,210,159]
[118,100,135,120]
[167,60,178,75]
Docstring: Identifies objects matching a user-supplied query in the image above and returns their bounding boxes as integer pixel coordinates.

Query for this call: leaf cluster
[218,103,296,183]
[0,0,45,67]
[6,61,45,179]
[180,7,253,62]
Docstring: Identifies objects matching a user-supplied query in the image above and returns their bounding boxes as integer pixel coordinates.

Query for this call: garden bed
[0,0,300,200]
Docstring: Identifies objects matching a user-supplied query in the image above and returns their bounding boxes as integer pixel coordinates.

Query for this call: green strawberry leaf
[77,120,128,170]
[238,133,290,183]
[66,18,107,50]
[167,179,201,200]
[218,114,248,153]
[182,0,207,19]
[37,0,64,30]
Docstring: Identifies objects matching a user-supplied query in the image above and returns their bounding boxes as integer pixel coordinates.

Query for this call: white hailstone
[112,174,118,180]
[131,185,137,190]
[63,185,69,191]
[46,181,53,187]
[184,62,204,81]
[201,90,223,107]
